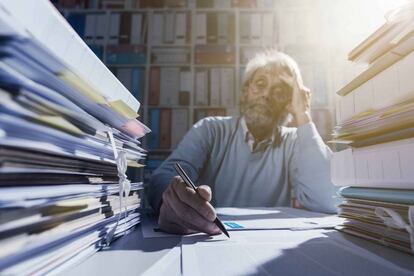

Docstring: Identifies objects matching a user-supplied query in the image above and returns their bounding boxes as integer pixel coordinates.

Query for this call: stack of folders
[331,3,414,255]
[0,2,149,275]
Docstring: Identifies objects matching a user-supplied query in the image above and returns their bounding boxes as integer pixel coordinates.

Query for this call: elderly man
[146,50,337,235]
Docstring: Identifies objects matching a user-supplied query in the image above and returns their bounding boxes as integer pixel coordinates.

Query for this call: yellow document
[37,115,84,135]
[109,99,139,119]
[59,71,107,105]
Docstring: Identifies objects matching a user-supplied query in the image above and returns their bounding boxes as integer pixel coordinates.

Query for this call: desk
[62,208,414,276]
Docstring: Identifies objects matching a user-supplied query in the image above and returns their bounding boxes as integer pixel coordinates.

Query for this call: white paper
[181,229,414,276]
[217,207,344,231]
[141,245,182,276]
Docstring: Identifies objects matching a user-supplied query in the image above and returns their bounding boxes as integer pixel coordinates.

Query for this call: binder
[95,13,108,44]
[116,68,132,92]
[171,109,189,149]
[160,67,180,106]
[148,109,161,149]
[151,13,164,45]
[262,13,274,45]
[131,68,144,102]
[220,68,234,107]
[197,0,214,8]
[231,0,256,8]
[175,12,187,45]
[106,45,146,65]
[250,13,261,44]
[131,13,143,44]
[210,68,221,106]
[159,108,172,149]
[195,45,235,64]
[217,13,230,44]
[151,47,190,64]
[207,13,218,43]
[195,70,208,106]
[119,12,131,44]
[84,14,96,44]
[196,13,207,44]
[164,12,175,44]
[239,13,250,44]
[149,67,160,105]
[108,13,120,44]
[179,70,192,106]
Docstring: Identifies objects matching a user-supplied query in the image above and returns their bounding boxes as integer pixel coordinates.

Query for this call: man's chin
[244,111,276,129]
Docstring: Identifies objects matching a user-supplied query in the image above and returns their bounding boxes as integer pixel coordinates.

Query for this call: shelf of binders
[57,0,274,10]
[143,105,230,109]
[60,8,193,13]
[60,0,279,162]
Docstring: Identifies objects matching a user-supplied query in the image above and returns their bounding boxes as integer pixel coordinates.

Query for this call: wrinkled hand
[158,176,221,235]
[280,74,312,126]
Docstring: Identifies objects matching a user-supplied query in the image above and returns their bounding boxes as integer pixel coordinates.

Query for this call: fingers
[172,179,216,222]
[278,72,294,85]
[197,185,212,202]
[161,179,219,235]
[158,201,196,235]
[279,73,309,96]
[165,199,219,235]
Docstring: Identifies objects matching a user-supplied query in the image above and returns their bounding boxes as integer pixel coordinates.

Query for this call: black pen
[174,163,230,238]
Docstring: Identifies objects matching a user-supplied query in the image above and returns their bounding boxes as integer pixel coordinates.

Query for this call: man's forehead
[253,66,292,78]
[252,67,293,85]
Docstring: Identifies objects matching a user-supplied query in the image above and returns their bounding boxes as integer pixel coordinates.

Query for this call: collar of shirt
[240,117,279,152]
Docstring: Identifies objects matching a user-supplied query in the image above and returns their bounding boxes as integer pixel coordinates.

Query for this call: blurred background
[52,0,408,182]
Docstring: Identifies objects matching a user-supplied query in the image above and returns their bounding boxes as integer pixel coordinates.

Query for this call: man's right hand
[158,176,221,235]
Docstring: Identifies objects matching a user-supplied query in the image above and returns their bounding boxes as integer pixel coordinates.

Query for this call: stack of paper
[331,2,414,255]
[0,1,149,274]
[337,2,414,97]
[337,187,413,254]
[332,98,414,147]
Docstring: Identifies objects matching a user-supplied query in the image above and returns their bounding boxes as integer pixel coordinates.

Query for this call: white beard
[244,103,276,131]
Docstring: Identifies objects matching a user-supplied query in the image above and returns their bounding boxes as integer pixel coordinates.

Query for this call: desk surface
[62,210,414,276]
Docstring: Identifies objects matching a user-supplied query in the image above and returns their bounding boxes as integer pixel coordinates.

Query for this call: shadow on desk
[102,225,181,252]
[245,231,414,276]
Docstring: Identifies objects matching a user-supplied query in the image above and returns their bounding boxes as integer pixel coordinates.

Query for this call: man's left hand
[281,74,312,126]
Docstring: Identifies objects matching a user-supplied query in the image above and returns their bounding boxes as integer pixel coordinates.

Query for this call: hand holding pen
[157,164,229,237]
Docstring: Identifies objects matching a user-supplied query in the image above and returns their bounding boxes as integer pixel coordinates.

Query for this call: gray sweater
[147,116,338,214]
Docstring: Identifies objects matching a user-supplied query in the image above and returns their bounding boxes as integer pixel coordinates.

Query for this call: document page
[181,229,414,276]
[217,207,344,231]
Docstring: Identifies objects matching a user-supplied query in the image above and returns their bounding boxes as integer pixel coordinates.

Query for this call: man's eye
[255,80,266,88]
[273,88,291,102]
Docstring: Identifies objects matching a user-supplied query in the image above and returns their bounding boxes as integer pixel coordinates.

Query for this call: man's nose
[260,87,272,99]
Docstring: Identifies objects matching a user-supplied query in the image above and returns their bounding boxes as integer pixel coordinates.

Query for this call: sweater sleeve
[145,118,214,213]
[289,122,339,213]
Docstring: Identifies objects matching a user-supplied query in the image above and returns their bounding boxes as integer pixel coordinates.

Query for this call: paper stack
[331,3,414,255]
[0,1,149,274]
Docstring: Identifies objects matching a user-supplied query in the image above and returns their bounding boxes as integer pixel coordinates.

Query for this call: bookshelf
[56,0,339,181]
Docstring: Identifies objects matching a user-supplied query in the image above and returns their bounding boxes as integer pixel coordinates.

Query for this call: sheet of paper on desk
[181,229,414,276]
[141,208,344,238]
[217,207,344,231]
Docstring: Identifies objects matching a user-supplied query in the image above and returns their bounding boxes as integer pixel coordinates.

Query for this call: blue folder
[339,187,414,205]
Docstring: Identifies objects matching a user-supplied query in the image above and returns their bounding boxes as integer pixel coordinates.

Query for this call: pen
[174,163,230,238]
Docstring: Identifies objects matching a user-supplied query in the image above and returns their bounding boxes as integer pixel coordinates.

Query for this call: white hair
[241,49,303,91]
